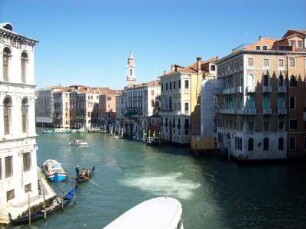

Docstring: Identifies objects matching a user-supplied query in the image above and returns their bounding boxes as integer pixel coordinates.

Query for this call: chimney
[259,36,262,41]
[171,65,175,72]
[197,57,202,74]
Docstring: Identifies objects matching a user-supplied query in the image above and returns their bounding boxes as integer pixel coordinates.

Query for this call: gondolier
[76,165,80,178]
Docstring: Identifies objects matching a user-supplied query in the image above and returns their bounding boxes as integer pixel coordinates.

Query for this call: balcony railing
[236,107,256,115]
[278,86,287,93]
[246,86,255,93]
[263,108,272,114]
[278,108,287,114]
[263,86,272,93]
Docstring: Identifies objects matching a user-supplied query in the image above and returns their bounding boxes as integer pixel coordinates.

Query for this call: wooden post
[28,193,31,228]
[42,182,46,221]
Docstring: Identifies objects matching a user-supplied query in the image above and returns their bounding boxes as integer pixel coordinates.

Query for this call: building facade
[159,57,205,145]
[216,31,306,161]
[0,22,54,223]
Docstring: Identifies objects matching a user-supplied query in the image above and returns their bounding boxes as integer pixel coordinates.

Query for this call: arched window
[279,74,284,87]
[248,138,254,151]
[263,137,269,151]
[290,75,297,87]
[22,98,29,133]
[3,97,12,135]
[263,74,269,86]
[278,138,284,151]
[289,96,296,109]
[21,52,28,83]
[3,47,11,81]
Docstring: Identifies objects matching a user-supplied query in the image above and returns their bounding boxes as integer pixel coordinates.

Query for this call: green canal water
[18,129,306,229]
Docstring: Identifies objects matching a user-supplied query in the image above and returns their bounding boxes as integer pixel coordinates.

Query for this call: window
[184,102,189,113]
[278,59,284,68]
[263,59,269,67]
[290,137,296,150]
[248,138,254,151]
[290,119,297,130]
[256,46,260,50]
[247,121,254,131]
[21,52,28,83]
[210,65,216,71]
[289,58,296,68]
[248,58,254,67]
[6,190,14,201]
[290,75,297,87]
[279,74,284,86]
[184,80,189,89]
[170,82,172,90]
[23,152,31,172]
[173,82,176,89]
[178,80,181,89]
[22,98,28,133]
[3,97,11,135]
[263,45,268,50]
[298,40,303,48]
[279,119,285,131]
[289,96,296,109]
[263,74,269,86]
[290,40,296,47]
[279,138,284,150]
[263,138,269,151]
[5,156,13,178]
[264,120,269,131]
[3,47,11,81]
[25,183,32,193]
[184,119,189,129]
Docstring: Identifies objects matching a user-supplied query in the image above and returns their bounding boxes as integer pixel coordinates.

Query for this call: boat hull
[46,173,67,182]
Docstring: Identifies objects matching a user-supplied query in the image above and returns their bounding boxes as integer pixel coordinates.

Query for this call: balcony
[263,108,272,114]
[263,86,272,93]
[246,86,255,93]
[218,108,235,114]
[236,86,243,93]
[222,87,235,94]
[236,107,256,115]
[278,86,287,93]
[278,108,287,114]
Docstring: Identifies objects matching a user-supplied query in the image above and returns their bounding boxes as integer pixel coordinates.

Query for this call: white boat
[103,197,183,229]
[42,159,68,182]
[69,139,89,146]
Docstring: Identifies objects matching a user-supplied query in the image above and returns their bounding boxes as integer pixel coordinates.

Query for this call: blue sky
[1,0,305,90]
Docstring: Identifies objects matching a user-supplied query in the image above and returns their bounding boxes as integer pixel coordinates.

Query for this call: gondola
[9,186,76,226]
[75,165,95,185]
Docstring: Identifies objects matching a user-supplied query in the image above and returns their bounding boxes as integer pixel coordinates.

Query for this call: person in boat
[75,165,80,178]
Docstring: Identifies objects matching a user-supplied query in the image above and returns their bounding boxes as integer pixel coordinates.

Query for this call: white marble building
[0,23,54,224]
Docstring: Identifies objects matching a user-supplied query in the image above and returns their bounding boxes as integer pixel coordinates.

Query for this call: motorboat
[42,159,68,182]
[69,139,89,146]
[103,197,183,229]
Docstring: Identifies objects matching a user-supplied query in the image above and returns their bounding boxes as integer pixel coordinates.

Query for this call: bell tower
[126,51,136,88]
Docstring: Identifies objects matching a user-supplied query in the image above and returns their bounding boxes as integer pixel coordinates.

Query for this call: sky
[1,0,305,90]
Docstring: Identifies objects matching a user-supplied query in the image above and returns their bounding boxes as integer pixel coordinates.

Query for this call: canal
[20,129,306,229]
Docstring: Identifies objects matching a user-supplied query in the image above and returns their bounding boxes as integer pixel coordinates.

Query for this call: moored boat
[75,165,95,184]
[42,159,68,182]
[69,139,89,146]
[9,186,76,226]
[103,197,183,229]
